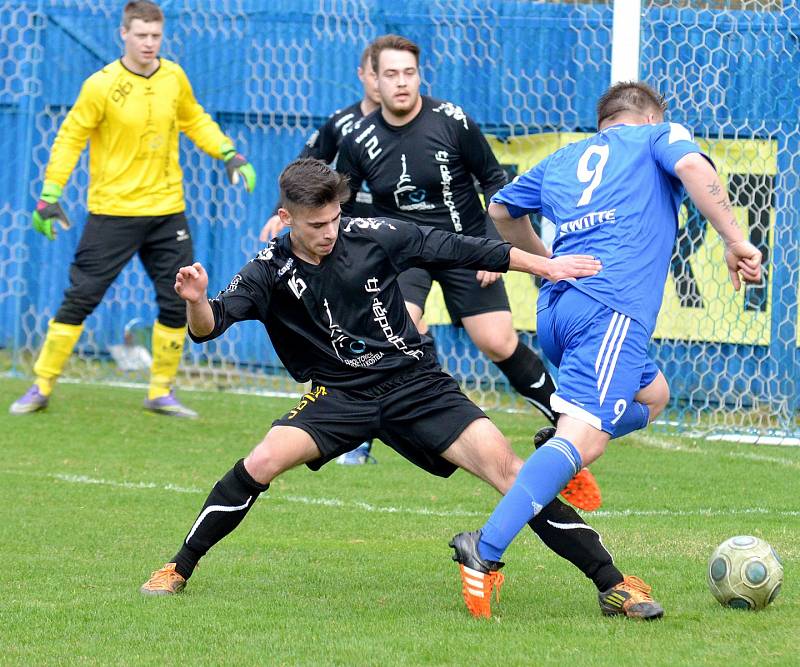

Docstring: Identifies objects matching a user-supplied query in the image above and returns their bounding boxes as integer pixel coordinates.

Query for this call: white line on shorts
[1,468,798,519]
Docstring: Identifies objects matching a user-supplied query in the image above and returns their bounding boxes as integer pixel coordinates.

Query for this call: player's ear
[278,207,293,227]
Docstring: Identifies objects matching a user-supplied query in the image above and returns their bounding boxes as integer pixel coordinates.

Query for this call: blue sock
[611,401,649,439]
[478,437,582,562]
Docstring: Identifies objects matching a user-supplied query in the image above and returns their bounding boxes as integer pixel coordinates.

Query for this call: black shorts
[272,356,486,477]
[397,266,511,326]
[55,212,194,328]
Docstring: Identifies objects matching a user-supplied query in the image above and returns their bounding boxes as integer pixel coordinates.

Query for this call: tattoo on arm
[706,181,732,211]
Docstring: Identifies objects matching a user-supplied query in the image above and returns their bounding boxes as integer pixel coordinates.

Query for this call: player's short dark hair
[279,159,350,211]
[123,1,163,29]
[596,81,667,128]
[370,34,420,74]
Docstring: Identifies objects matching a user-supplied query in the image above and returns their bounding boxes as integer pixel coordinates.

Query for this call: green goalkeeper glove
[32,182,71,241]
[221,143,256,193]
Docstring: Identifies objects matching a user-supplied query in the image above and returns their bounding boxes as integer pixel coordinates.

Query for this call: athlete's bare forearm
[675,153,744,245]
[676,153,762,289]
[488,202,551,257]
[508,248,602,282]
[186,300,215,338]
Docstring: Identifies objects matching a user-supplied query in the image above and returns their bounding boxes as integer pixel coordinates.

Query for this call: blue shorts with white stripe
[537,285,659,435]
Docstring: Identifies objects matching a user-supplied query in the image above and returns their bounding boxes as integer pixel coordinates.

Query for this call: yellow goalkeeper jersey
[44,58,231,216]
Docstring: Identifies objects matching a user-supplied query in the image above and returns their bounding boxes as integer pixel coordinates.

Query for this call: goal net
[1,0,797,438]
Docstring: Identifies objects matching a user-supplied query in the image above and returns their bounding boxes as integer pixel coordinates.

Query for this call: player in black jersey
[259,43,384,464]
[259,43,381,244]
[139,159,641,612]
[335,35,602,508]
[259,42,439,464]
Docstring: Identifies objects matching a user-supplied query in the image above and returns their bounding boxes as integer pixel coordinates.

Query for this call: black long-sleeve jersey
[335,96,508,237]
[191,218,512,389]
[272,101,373,216]
[299,100,364,163]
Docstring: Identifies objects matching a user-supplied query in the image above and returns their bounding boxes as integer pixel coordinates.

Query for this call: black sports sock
[528,498,624,592]
[494,342,557,425]
[172,459,269,580]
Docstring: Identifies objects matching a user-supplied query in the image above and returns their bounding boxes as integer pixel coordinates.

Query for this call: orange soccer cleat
[560,467,602,512]
[140,562,187,596]
[598,575,665,620]
[449,530,505,618]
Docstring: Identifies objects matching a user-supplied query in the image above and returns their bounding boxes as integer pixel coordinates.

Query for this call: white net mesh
[1,0,797,435]
[640,0,800,435]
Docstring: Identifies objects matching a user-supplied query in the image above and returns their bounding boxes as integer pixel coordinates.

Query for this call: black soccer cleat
[533,426,556,449]
[449,530,505,618]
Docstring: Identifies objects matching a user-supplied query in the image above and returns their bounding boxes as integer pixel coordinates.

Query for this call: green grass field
[1,376,797,666]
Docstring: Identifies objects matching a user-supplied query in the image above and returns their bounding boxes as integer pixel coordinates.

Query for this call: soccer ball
[707,535,783,610]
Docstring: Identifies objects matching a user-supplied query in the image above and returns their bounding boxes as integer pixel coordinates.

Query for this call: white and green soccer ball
[707,536,783,610]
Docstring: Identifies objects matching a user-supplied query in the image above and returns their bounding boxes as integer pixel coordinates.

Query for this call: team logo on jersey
[175,228,190,242]
[111,80,133,107]
[254,242,275,262]
[355,180,373,205]
[432,101,469,130]
[394,154,434,211]
[287,270,307,299]
[323,297,374,365]
[323,297,347,359]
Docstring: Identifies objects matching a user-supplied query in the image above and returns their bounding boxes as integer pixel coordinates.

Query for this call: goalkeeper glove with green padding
[221,143,256,193]
[32,182,71,241]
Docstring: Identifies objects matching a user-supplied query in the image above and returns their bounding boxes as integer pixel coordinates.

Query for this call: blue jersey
[491,122,707,333]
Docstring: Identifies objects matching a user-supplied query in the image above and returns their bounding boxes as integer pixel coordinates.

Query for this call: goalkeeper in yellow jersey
[10,0,255,418]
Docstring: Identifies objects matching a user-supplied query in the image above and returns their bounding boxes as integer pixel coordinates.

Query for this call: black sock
[528,498,624,592]
[494,342,557,425]
[172,459,269,580]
